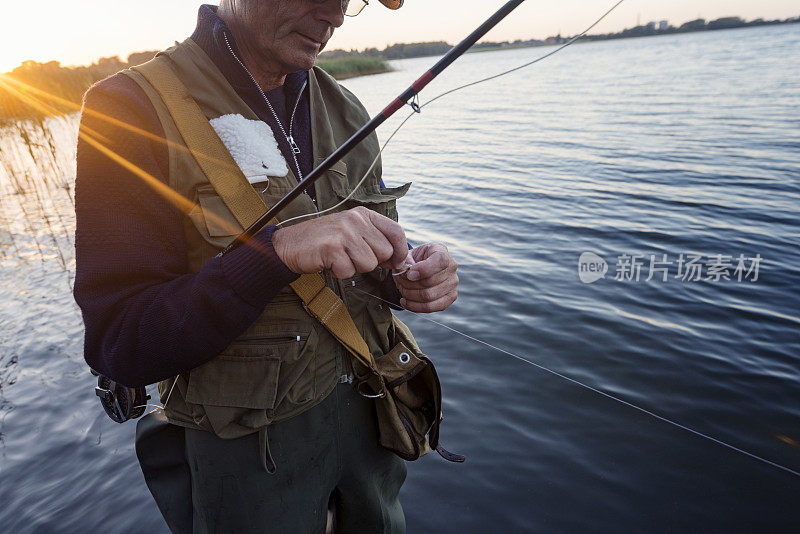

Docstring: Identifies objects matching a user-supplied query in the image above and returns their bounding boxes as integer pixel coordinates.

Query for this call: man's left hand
[394,243,458,313]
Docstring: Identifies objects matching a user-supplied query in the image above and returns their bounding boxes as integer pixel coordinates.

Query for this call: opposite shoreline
[1,14,796,124]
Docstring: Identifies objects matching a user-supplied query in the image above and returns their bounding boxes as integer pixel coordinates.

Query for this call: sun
[0,53,22,74]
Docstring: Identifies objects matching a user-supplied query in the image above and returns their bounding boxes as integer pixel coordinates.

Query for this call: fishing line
[123,1,799,481]
[421,0,625,110]
[276,108,416,227]
[134,375,179,416]
[350,285,800,480]
[276,0,626,228]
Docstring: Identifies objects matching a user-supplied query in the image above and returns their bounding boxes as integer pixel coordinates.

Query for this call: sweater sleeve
[73,73,299,388]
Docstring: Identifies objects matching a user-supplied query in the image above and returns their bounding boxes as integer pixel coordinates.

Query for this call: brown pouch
[357,320,465,463]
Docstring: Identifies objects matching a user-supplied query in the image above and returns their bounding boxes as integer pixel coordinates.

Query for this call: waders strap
[258,426,277,474]
[132,57,377,373]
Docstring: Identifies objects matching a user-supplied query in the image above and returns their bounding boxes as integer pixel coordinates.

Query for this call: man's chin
[294,53,317,72]
[284,44,320,72]
[274,50,317,73]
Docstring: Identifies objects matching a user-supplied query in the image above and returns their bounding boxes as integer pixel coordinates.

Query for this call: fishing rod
[98,0,800,481]
[95,0,625,427]
[218,0,527,257]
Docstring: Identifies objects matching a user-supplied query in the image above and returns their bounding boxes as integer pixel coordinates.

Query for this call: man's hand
[272,207,409,279]
[395,243,458,313]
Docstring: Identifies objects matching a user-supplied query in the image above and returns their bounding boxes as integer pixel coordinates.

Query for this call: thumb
[389,252,416,277]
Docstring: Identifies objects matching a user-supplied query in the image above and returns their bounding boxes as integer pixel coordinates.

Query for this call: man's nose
[315,0,346,28]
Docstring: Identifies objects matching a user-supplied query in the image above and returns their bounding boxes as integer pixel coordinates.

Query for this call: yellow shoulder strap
[132,57,376,372]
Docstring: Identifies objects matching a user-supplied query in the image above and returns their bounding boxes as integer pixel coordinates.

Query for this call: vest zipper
[287,84,306,156]
[235,335,303,345]
[224,33,348,374]
[223,32,315,203]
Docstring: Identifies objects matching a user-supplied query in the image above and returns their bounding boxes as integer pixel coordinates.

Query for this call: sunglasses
[309,0,369,17]
[345,0,369,16]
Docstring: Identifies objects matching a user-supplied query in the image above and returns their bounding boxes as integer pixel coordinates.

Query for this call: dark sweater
[74,5,399,388]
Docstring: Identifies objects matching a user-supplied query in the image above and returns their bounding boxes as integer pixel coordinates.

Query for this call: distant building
[658,20,669,31]
[646,21,656,31]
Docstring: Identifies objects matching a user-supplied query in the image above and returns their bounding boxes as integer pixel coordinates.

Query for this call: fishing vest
[122,38,411,439]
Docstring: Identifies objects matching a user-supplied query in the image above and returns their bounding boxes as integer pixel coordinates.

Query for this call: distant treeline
[0,53,158,125]
[320,14,800,59]
[581,15,800,42]
[0,51,388,124]
[2,14,797,124]
[320,41,453,61]
[320,39,547,58]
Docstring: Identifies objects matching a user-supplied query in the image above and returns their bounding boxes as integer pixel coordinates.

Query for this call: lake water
[1,23,799,533]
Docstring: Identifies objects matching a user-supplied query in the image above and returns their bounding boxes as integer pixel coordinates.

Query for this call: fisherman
[73,0,459,532]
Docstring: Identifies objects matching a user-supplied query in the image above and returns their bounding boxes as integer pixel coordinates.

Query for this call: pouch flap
[196,184,245,237]
[375,341,427,387]
[331,180,411,205]
[327,160,347,177]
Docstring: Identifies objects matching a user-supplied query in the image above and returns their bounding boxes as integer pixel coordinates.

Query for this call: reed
[8,178,45,266]
[0,188,22,259]
[1,125,50,266]
[29,171,68,270]
[29,120,74,251]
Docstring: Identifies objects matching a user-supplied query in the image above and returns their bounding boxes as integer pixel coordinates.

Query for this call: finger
[398,275,458,302]
[394,268,452,290]
[384,251,415,274]
[344,236,379,274]
[406,249,454,282]
[409,243,434,263]
[327,250,357,279]
[359,217,396,268]
[334,211,377,274]
[400,292,458,313]
[365,210,408,269]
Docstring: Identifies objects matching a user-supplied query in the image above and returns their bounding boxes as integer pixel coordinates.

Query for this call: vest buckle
[339,373,354,384]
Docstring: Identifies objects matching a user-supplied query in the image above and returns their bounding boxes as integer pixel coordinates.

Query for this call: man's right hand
[272,206,409,279]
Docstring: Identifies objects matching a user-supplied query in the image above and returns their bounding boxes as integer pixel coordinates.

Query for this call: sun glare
[0,54,23,74]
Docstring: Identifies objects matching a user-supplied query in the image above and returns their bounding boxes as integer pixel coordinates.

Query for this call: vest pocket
[188,180,319,251]
[330,181,412,221]
[187,184,244,249]
[185,327,318,411]
[271,329,319,408]
[185,353,280,410]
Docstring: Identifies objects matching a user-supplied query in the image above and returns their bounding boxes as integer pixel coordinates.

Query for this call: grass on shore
[316,56,392,80]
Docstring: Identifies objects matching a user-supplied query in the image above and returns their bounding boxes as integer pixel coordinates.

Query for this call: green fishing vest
[122,38,411,439]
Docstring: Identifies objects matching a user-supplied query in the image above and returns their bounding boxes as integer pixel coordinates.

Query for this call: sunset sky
[1,0,797,72]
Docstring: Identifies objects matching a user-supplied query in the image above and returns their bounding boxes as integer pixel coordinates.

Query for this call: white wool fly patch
[209,114,289,184]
